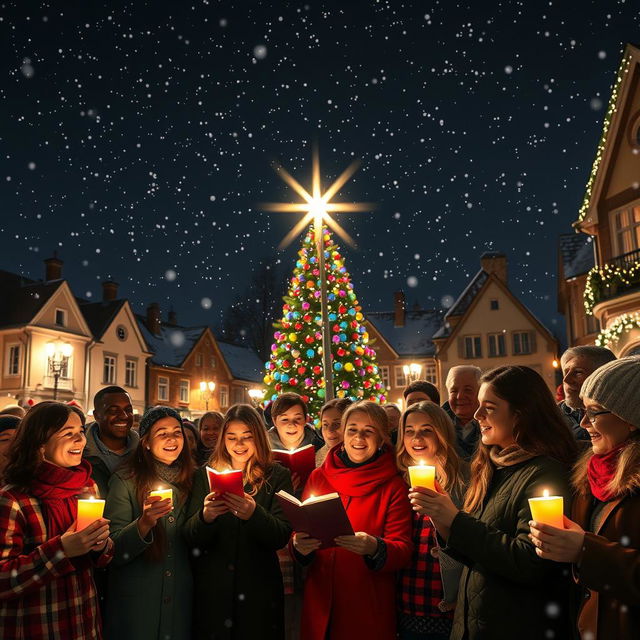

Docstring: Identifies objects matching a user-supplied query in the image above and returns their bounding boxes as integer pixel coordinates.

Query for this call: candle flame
[543,489,549,498]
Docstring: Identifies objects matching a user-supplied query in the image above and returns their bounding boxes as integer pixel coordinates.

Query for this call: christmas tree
[263,224,386,420]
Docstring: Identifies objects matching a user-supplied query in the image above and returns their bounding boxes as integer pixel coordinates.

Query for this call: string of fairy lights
[595,312,640,348]
[584,260,640,314]
[576,50,632,224]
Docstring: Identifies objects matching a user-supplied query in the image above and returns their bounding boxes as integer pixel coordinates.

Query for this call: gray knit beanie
[139,406,183,439]
[580,356,640,428]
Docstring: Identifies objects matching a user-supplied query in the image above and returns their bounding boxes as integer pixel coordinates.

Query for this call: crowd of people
[0,346,638,640]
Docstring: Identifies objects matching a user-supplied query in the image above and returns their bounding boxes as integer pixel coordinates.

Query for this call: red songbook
[276,490,354,548]
[272,444,316,485]
[206,467,245,497]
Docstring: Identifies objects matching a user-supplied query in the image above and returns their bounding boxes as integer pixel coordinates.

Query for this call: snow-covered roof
[559,233,594,279]
[217,341,263,383]
[136,317,206,368]
[445,270,489,319]
[366,309,444,357]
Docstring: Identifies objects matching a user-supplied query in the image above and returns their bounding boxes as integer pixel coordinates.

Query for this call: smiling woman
[0,401,112,640]
[103,406,195,640]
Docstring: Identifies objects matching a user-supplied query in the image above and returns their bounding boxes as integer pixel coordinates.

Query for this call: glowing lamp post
[45,340,73,401]
[403,363,423,384]
[199,381,216,411]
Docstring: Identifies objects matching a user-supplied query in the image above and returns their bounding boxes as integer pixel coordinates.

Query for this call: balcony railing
[584,250,640,313]
[609,248,640,271]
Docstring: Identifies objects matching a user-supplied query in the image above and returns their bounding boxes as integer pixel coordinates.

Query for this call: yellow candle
[528,490,564,529]
[408,463,436,490]
[76,498,105,532]
[149,488,173,503]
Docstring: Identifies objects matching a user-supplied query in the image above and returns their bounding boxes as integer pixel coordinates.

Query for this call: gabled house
[572,43,640,356]
[79,281,153,416]
[432,253,559,395]
[365,297,444,406]
[137,305,263,417]
[0,256,92,409]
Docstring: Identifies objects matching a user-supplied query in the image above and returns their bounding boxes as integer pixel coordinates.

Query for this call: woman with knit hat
[103,406,195,640]
[530,356,640,640]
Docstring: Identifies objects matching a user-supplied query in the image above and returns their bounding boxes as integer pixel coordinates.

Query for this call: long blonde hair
[396,401,464,495]
[208,404,274,495]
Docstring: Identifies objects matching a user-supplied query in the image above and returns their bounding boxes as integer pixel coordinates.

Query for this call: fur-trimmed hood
[572,435,640,498]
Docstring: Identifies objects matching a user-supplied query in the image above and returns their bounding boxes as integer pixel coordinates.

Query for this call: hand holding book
[202,492,229,523]
[292,531,322,556]
[335,532,378,556]
[223,491,256,520]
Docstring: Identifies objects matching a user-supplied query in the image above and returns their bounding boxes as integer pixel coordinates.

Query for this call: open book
[206,467,245,497]
[276,490,354,548]
[272,444,316,485]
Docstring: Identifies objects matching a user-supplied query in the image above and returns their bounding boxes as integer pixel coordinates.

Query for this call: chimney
[167,308,177,325]
[146,303,162,335]
[480,252,507,283]
[102,281,119,302]
[393,290,406,327]
[44,252,63,281]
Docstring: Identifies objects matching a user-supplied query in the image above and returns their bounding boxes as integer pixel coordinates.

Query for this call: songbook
[206,467,245,497]
[275,490,354,548]
[272,444,316,485]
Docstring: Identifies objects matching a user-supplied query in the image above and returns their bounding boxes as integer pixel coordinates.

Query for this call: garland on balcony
[577,51,632,224]
[584,261,640,314]
[596,312,640,348]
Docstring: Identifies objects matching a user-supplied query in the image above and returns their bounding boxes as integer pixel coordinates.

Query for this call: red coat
[299,446,413,640]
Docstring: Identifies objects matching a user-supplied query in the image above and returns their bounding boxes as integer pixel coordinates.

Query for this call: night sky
[1,1,638,342]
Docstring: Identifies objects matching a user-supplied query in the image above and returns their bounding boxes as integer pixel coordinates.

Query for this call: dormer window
[55,309,67,327]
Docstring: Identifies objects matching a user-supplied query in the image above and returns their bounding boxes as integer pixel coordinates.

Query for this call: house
[431,252,559,395]
[0,255,92,409]
[557,233,597,347]
[571,43,640,356]
[79,281,153,416]
[365,297,444,406]
[137,305,263,418]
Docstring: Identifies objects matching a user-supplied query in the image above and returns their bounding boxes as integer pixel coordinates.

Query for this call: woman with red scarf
[530,356,640,640]
[0,401,112,640]
[292,400,413,640]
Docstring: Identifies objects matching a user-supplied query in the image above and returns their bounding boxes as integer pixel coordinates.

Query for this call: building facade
[570,43,640,356]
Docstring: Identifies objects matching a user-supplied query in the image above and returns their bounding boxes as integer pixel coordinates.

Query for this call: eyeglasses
[583,409,612,423]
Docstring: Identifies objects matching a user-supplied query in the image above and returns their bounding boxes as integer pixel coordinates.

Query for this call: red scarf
[321,445,401,497]
[30,459,94,536]
[587,442,627,502]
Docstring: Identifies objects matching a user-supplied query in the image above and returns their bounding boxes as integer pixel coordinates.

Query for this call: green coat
[446,456,573,640]
[103,471,193,640]
[184,463,293,640]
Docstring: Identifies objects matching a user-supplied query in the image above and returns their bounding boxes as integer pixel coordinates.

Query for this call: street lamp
[403,362,422,384]
[45,340,73,400]
[248,388,264,407]
[199,381,216,411]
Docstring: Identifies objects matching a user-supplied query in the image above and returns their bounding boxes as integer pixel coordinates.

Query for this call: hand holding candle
[528,490,564,529]
[408,462,436,490]
[76,497,106,532]
[149,487,173,505]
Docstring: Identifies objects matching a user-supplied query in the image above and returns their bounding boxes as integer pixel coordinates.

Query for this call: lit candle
[76,497,106,532]
[408,462,436,491]
[149,487,173,503]
[528,490,564,529]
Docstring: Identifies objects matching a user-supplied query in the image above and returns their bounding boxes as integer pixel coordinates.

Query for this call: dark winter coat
[571,437,640,640]
[184,463,293,640]
[104,471,193,640]
[559,402,590,441]
[442,402,480,461]
[445,455,573,640]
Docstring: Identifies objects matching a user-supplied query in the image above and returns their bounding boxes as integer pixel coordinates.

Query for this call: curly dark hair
[4,401,86,489]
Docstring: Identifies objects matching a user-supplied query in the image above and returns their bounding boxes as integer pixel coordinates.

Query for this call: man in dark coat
[442,365,481,461]
[559,346,615,441]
